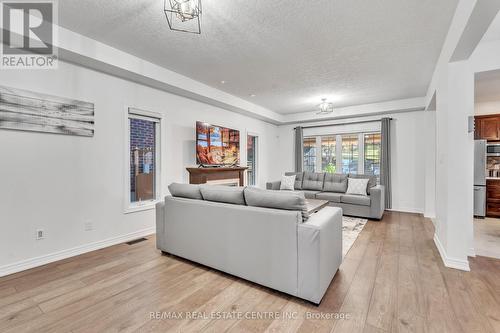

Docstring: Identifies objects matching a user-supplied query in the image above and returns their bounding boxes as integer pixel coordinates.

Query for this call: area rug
[343,216,368,257]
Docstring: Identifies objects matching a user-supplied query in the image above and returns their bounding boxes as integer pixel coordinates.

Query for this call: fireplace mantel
[186,166,248,186]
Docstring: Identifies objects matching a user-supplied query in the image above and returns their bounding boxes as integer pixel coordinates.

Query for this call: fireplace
[186,167,248,186]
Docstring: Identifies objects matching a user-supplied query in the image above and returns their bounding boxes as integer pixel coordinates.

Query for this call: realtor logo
[1,0,58,69]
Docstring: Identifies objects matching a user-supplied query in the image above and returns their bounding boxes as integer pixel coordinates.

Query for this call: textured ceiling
[58,0,458,114]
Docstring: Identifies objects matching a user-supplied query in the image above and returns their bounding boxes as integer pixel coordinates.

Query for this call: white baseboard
[0,227,156,278]
[468,247,476,257]
[424,213,436,219]
[387,206,424,214]
[433,233,470,271]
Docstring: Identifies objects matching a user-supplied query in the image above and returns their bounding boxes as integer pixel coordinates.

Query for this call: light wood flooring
[1,211,500,332]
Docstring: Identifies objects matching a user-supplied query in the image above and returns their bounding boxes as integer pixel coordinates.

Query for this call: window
[321,136,336,173]
[247,134,258,186]
[127,109,162,211]
[303,132,380,176]
[341,134,359,174]
[364,133,381,177]
[303,137,317,172]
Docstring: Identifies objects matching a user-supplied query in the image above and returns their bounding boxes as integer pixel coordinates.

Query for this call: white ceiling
[476,69,500,103]
[58,0,458,115]
[480,10,500,43]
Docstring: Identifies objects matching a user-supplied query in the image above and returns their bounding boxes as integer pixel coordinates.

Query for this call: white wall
[0,60,280,274]
[475,100,500,115]
[424,111,437,219]
[433,60,475,271]
[276,110,430,214]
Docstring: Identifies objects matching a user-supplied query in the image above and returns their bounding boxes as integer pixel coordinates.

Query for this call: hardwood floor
[1,211,500,332]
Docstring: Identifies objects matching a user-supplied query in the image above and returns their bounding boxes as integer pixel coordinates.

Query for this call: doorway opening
[473,69,500,259]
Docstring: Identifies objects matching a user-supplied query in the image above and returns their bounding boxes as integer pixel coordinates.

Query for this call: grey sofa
[267,172,385,220]
[156,183,343,304]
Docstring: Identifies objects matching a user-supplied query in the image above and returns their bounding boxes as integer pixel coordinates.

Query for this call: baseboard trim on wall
[0,227,156,278]
[468,247,476,257]
[387,207,424,214]
[433,233,470,271]
[424,213,436,219]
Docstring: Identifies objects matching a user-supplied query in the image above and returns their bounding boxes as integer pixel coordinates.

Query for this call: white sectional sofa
[156,184,343,304]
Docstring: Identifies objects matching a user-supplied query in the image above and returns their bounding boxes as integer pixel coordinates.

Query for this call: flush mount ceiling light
[164,0,202,34]
[316,98,334,115]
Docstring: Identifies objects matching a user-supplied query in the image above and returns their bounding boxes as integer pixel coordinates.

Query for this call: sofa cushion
[280,175,296,191]
[349,173,377,194]
[346,178,369,196]
[301,190,321,199]
[285,172,303,190]
[341,194,371,206]
[200,185,246,205]
[315,192,342,203]
[302,172,325,191]
[323,173,348,193]
[244,187,308,221]
[168,183,203,200]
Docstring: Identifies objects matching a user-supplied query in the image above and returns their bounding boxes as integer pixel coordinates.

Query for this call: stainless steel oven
[487,143,500,156]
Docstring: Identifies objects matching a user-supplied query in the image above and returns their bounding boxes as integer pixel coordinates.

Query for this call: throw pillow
[280,175,296,191]
[349,173,377,194]
[346,178,369,196]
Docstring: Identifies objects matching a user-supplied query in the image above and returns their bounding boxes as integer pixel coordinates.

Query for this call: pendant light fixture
[316,98,334,115]
[164,0,202,34]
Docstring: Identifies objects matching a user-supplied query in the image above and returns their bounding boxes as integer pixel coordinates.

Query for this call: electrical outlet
[36,229,44,240]
[84,221,94,231]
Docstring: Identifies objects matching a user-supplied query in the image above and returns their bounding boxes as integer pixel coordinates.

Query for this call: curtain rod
[293,118,392,130]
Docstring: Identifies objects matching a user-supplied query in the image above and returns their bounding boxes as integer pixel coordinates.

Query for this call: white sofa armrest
[297,206,343,304]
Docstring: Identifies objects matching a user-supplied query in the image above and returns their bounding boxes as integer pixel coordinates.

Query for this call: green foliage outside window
[325,162,336,173]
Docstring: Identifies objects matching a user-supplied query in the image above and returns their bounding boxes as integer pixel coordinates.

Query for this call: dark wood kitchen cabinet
[487,179,500,217]
[475,115,500,141]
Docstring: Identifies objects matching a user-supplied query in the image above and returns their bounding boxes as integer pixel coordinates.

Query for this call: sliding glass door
[303,137,317,172]
[341,134,359,174]
[364,133,381,176]
[321,136,336,173]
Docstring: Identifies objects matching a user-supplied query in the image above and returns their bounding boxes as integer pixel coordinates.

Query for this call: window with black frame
[303,137,317,172]
[321,136,336,173]
[364,133,381,178]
